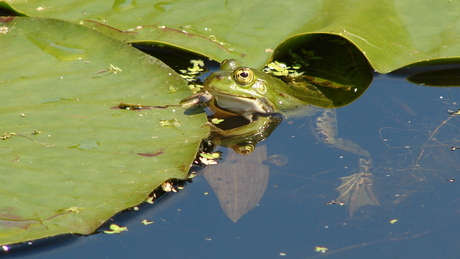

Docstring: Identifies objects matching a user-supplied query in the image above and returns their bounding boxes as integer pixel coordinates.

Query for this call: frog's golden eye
[234,68,254,85]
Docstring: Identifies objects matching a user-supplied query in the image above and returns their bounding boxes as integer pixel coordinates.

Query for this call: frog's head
[204,59,268,99]
[203,59,274,121]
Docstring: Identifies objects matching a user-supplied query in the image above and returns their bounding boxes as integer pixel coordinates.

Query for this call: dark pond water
[4,64,460,258]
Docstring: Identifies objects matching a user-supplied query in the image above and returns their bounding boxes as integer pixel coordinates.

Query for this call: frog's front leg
[180,91,213,108]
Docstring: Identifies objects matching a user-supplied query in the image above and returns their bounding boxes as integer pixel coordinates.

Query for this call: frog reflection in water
[181,59,379,216]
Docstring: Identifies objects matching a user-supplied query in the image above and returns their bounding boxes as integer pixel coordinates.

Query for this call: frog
[181,59,378,216]
[180,59,369,157]
[180,59,326,122]
[181,59,368,156]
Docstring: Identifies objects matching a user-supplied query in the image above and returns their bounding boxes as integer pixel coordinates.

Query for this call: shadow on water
[4,42,460,258]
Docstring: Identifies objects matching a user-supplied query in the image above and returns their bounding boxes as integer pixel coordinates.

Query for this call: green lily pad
[269,34,373,108]
[407,68,460,87]
[0,17,208,245]
[4,0,460,72]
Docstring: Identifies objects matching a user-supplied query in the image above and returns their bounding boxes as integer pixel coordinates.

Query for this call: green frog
[181,59,378,216]
[181,59,367,156]
[181,59,329,122]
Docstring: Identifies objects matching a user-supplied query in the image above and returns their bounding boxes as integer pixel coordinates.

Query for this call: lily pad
[407,68,460,87]
[4,0,460,72]
[0,17,208,245]
[269,34,373,108]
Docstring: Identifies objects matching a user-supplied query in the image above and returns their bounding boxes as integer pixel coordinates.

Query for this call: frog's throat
[211,92,275,116]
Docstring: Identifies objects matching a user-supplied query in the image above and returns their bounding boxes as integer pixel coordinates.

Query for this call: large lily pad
[0,17,208,245]
[4,0,460,72]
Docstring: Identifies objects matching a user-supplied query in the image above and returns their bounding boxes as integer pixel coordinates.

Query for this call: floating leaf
[407,68,460,87]
[5,0,460,72]
[0,17,208,245]
[270,34,373,108]
[141,219,154,225]
[103,224,128,234]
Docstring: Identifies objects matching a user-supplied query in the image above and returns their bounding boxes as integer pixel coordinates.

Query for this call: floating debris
[161,182,177,193]
[325,200,345,206]
[448,109,460,115]
[145,196,155,204]
[103,224,128,234]
[211,118,224,124]
[315,246,328,253]
[389,219,398,224]
[141,219,154,225]
[200,152,221,159]
[158,118,180,127]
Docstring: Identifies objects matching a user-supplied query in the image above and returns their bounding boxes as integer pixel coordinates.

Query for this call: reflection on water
[203,145,272,222]
[203,102,380,219]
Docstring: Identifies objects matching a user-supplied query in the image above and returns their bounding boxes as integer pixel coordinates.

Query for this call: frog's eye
[234,68,254,85]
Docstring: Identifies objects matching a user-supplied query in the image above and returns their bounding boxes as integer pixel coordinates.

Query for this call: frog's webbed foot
[336,158,379,217]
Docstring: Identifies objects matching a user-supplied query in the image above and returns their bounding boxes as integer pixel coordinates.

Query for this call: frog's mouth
[210,91,275,115]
